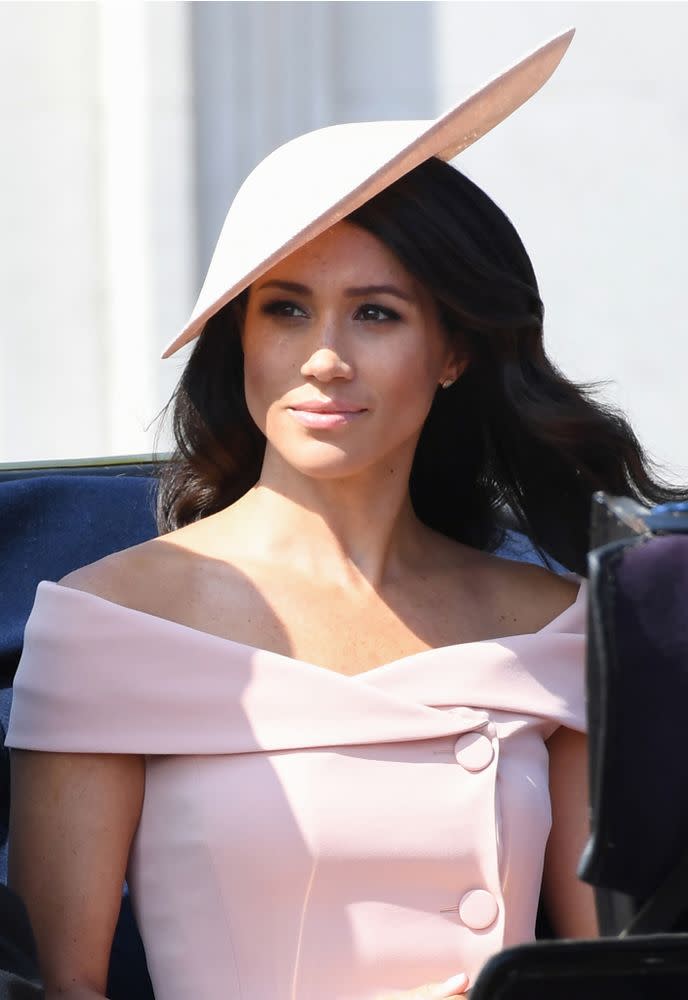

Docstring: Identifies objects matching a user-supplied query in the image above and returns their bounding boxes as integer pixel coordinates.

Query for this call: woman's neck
[208,446,432,590]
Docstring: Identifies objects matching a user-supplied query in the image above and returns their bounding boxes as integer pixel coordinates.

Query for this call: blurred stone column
[99,1,196,456]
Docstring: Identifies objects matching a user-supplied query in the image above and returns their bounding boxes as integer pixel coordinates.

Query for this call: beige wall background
[1,1,686,485]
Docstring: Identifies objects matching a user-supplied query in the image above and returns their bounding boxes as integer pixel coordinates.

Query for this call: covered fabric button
[458,889,499,929]
[453,732,494,771]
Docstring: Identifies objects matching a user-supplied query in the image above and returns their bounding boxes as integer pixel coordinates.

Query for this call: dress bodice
[7,580,587,999]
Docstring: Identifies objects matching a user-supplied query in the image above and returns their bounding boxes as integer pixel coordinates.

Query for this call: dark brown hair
[155,158,684,573]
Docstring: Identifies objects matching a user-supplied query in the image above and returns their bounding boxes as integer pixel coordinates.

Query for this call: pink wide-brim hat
[161,28,575,360]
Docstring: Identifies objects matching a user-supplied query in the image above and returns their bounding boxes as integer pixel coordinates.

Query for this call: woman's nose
[300,330,354,382]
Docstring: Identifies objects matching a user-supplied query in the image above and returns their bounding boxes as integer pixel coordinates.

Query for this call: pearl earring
[440,378,455,389]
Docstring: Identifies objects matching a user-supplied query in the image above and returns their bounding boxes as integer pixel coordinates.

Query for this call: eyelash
[260,300,402,323]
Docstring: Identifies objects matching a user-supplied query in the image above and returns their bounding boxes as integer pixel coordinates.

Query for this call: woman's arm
[8,748,144,1000]
[541,726,599,938]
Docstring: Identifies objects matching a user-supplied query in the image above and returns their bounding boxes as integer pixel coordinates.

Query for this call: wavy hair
[155,158,684,573]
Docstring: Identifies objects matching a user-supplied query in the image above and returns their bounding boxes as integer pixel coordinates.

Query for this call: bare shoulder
[494,558,580,627]
[429,532,581,634]
[57,525,198,614]
[489,550,579,596]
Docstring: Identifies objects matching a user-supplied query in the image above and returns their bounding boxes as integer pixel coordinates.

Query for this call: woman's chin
[276,447,378,482]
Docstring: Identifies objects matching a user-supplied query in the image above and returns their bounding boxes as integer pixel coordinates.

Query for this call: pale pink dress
[7,579,587,1000]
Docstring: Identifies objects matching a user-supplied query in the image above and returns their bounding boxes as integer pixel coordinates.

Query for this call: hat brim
[161,27,575,359]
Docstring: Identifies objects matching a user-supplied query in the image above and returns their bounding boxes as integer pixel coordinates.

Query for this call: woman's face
[242,220,466,481]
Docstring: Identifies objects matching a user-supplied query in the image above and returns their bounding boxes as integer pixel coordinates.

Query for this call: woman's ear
[440,351,471,387]
[450,356,471,380]
[437,322,472,387]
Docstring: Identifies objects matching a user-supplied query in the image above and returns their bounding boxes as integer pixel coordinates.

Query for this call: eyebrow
[256,279,413,303]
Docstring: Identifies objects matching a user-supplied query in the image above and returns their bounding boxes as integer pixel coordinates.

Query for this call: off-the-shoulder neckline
[38,577,585,678]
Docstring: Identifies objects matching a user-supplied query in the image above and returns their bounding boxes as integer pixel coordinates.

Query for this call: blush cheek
[243,344,282,417]
[244,349,303,443]
[374,357,439,442]
[394,390,435,445]
[242,363,271,435]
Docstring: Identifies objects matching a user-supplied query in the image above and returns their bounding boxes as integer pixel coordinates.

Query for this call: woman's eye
[261,300,307,319]
[355,303,401,323]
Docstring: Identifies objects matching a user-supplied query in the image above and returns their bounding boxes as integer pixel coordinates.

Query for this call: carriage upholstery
[580,494,688,936]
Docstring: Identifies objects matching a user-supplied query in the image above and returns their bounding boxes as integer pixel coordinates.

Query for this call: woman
[6,30,683,1000]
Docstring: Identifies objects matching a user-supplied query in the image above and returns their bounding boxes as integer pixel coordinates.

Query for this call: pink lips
[287,400,367,430]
